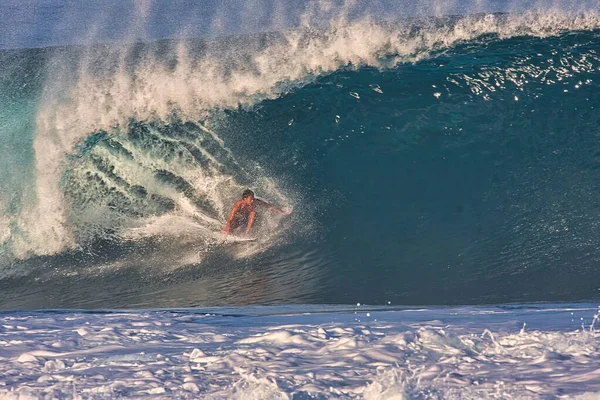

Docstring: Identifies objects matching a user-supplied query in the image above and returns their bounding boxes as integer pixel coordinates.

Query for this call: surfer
[222,189,291,235]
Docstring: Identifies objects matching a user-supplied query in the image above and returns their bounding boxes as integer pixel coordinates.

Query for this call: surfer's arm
[254,199,292,215]
[222,201,241,234]
[245,211,256,234]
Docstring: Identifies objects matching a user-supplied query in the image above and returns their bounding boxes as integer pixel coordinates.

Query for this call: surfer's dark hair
[242,189,254,199]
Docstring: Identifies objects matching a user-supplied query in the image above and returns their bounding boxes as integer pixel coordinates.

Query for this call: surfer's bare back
[222,189,291,235]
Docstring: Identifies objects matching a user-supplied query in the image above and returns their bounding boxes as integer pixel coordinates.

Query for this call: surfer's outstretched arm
[255,199,292,215]
[222,201,241,234]
[245,210,257,234]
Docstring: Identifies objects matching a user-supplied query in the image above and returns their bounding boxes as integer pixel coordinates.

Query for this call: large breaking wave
[1,1,600,308]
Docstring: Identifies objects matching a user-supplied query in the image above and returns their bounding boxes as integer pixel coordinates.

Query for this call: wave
[4,11,598,256]
[1,4,600,307]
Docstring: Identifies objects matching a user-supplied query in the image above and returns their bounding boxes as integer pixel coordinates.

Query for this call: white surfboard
[219,234,258,244]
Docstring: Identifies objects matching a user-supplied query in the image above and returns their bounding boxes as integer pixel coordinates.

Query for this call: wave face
[1,2,600,309]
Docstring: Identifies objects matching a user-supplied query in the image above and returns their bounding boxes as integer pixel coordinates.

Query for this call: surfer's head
[242,189,254,203]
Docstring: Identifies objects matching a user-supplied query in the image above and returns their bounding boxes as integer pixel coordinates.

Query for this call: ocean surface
[2,1,600,309]
[2,1,600,397]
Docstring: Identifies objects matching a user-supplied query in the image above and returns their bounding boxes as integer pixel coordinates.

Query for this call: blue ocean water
[1,1,600,310]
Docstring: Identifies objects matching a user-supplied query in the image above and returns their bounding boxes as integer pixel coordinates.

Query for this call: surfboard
[220,235,258,244]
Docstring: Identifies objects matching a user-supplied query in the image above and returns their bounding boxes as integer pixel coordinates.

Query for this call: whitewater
[2,304,600,399]
[2,0,600,397]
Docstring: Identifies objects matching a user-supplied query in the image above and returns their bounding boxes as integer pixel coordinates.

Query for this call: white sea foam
[0,304,598,398]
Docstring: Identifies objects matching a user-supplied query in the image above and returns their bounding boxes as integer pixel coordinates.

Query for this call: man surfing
[221,189,292,236]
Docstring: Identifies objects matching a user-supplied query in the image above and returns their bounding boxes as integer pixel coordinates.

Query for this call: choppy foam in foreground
[0,304,599,399]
